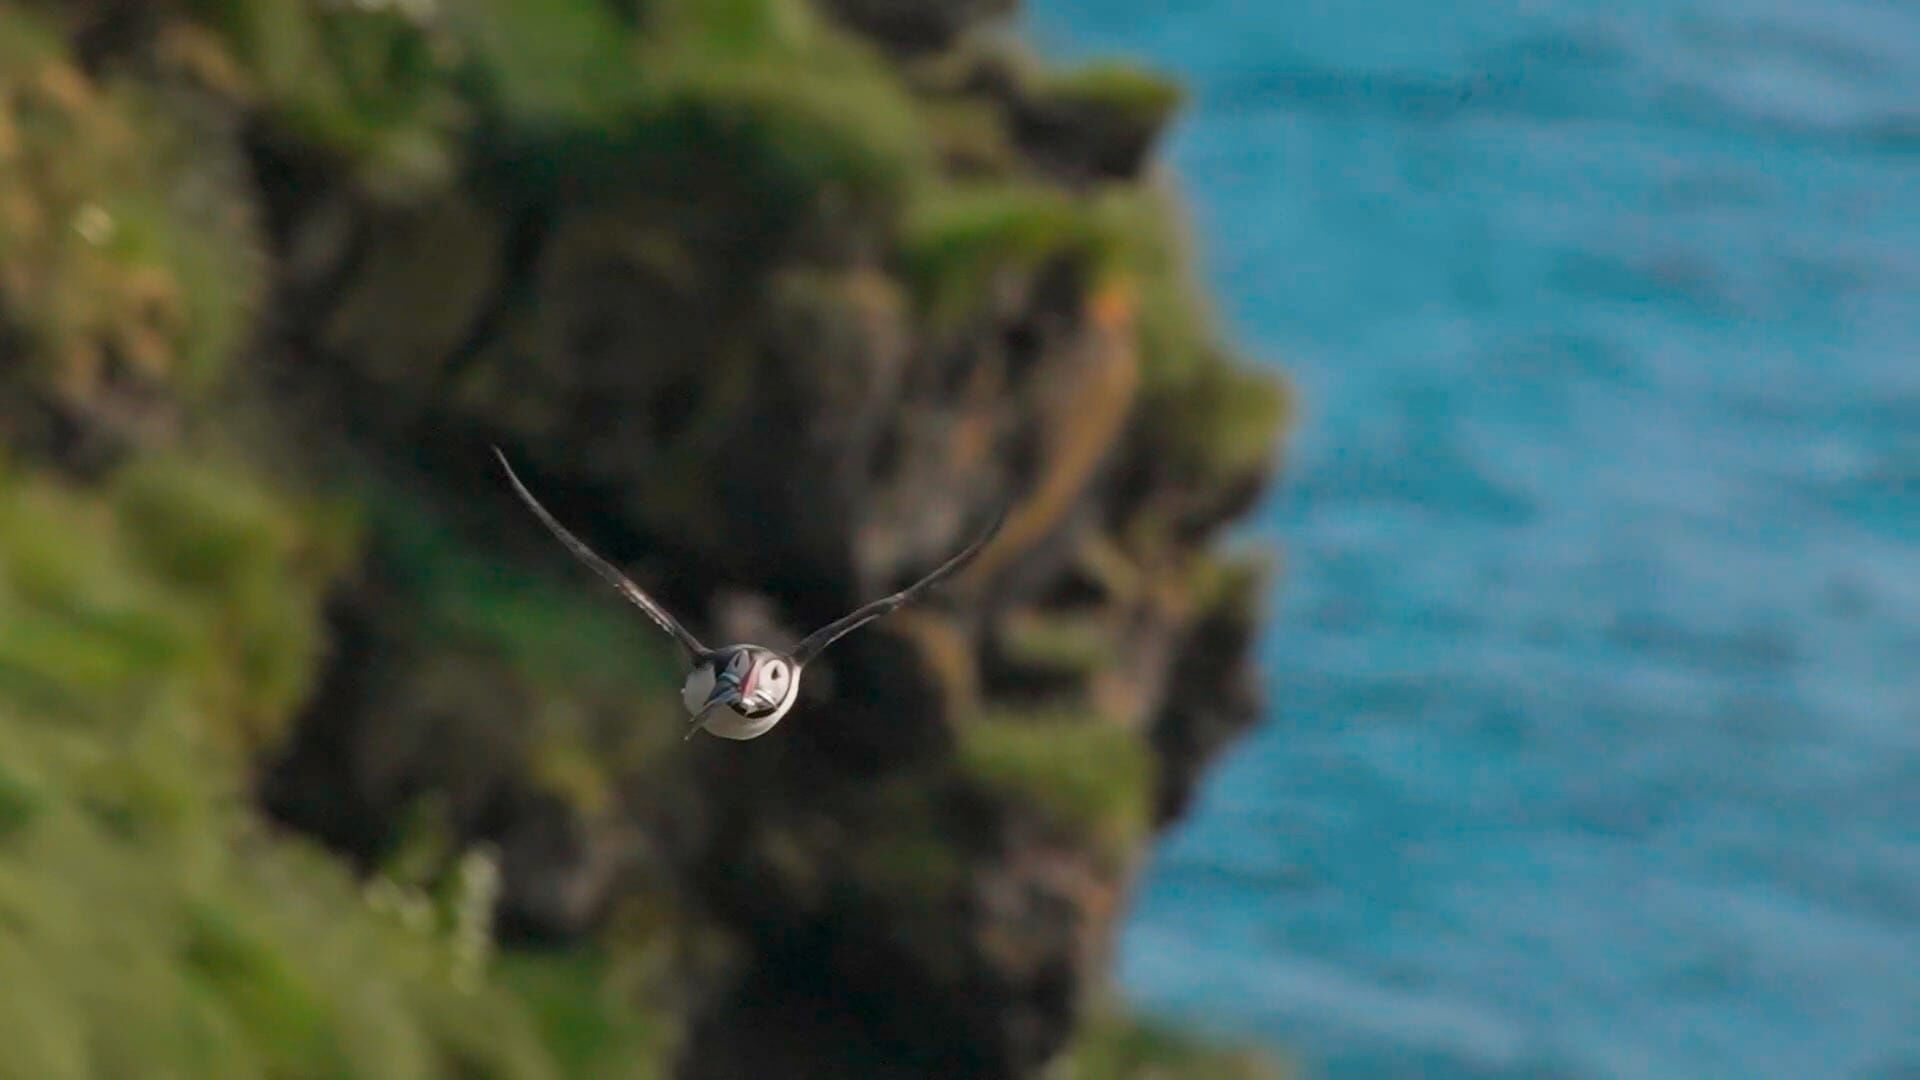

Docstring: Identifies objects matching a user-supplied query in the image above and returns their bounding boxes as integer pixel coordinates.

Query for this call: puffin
[493,448,1005,740]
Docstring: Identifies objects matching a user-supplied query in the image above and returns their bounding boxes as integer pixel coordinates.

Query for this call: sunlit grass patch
[448,0,932,240]
[0,453,352,808]
[0,800,562,1078]
[901,181,1132,325]
[0,18,264,429]
[956,709,1154,859]
[181,0,468,200]
[112,457,359,747]
[1033,62,1185,128]
[0,458,564,1078]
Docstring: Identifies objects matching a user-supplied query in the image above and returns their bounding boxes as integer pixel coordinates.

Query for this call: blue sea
[1026,2,1920,1077]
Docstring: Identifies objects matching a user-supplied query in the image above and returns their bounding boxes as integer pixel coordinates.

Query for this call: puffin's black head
[703,647,795,717]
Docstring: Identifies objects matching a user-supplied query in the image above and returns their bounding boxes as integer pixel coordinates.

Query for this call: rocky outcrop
[0,1,1288,1076]
[819,0,1018,53]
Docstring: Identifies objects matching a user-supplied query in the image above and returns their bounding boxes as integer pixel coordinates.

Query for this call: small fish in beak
[494,447,1004,743]
[704,669,744,713]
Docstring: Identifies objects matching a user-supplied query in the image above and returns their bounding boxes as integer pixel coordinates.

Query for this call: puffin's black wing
[791,504,1007,667]
[494,448,709,662]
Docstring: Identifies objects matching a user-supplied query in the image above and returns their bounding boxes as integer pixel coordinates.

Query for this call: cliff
[0,1,1288,1076]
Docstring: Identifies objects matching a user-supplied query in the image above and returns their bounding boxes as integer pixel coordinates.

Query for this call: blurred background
[0,2,1913,1080]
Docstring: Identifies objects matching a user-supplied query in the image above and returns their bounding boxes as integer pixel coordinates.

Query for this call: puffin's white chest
[699,707,787,740]
[680,664,715,716]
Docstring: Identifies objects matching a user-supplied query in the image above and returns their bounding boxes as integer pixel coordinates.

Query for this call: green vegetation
[844,774,972,903]
[0,463,559,1078]
[364,482,680,703]
[1035,62,1185,125]
[998,611,1118,675]
[1120,187,1292,490]
[0,456,350,761]
[179,0,469,199]
[176,0,933,220]
[0,8,262,427]
[901,181,1133,324]
[443,0,645,130]
[498,952,671,1080]
[958,710,1157,859]
[1190,552,1275,625]
[353,478,690,813]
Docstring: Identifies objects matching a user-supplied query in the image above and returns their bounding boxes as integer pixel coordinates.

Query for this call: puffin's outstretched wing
[494,448,710,661]
[791,504,1007,667]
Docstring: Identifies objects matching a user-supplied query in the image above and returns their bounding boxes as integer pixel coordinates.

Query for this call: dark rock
[818,0,1020,54]
[1152,588,1268,823]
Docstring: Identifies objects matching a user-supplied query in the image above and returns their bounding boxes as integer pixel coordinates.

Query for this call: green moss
[361,481,680,702]
[0,761,44,838]
[499,951,670,1080]
[0,22,264,415]
[0,463,567,1079]
[442,0,646,130]
[1035,61,1185,129]
[179,900,339,1071]
[1189,552,1275,628]
[182,0,929,216]
[1118,189,1213,381]
[956,712,1154,858]
[104,88,264,390]
[448,0,931,236]
[348,476,686,813]
[1107,185,1291,487]
[899,174,1285,491]
[846,777,970,903]
[0,470,207,731]
[0,459,317,839]
[182,0,467,200]
[901,182,1130,324]
[1150,347,1291,485]
[112,457,358,750]
[1049,1005,1288,1080]
[919,96,1020,175]
[999,612,1117,675]
[634,51,929,215]
[0,5,61,71]
[646,0,822,57]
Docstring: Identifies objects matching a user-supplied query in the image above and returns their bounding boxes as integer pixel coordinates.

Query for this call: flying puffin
[493,448,1005,740]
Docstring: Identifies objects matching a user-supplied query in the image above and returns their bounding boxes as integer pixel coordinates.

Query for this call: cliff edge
[0,1,1288,1075]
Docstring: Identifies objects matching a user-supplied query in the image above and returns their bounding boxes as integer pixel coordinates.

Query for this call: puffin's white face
[744,654,792,717]
[683,647,802,740]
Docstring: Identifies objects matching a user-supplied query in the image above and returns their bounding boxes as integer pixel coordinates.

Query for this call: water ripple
[1030,1,1920,1076]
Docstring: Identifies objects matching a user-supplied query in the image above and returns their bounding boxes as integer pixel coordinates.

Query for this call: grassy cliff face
[0,457,562,1077]
[0,1,1287,1076]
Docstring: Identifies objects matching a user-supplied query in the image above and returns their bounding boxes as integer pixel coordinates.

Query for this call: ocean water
[1025,2,1920,1077]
